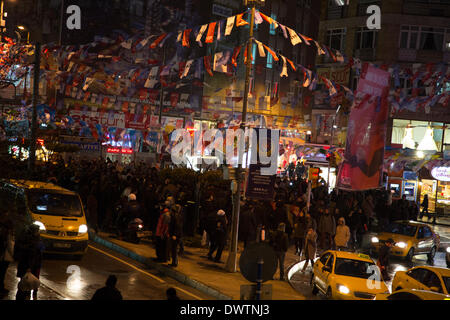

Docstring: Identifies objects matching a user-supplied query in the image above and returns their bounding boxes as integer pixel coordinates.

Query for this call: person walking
[154,208,171,263]
[91,275,123,300]
[292,208,306,256]
[318,208,336,251]
[334,217,350,250]
[0,217,14,296]
[377,238,394,281]
[168,204,183,267]
[15,225,44,300]
[207,210,227,263]
[420,194,429,220]
[270,223,289,280]
[302,227,317,273]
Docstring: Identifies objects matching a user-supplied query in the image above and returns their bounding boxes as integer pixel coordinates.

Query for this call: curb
[89,231,233,300]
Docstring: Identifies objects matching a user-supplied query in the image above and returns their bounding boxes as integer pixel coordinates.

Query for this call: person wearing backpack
[270,223,289,281]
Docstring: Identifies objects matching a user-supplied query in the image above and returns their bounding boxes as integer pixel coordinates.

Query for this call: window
[400,26,447,51]
[325,254,335,269]
[407,267,427,282]
[320,252,331,265]
[334,258,375,279]
[423,227,433,238]
[326,28,346,51]
[421,270,443,293]
[417,227,425,239]
[355,27,378,49]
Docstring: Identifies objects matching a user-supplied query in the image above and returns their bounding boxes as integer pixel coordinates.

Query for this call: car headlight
[337,284,350,294]
[33,221,46,231]
[446,247,450,253]
[396,242,407,249]
[371,237,379,243]
[78,224,88,233]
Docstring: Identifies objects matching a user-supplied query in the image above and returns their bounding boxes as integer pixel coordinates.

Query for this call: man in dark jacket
[168,205,184,267]
[91,275,123,300]
[270,223,289,281]
[239,204,257,248]
[208,210,227,263]
[377,238,394,281]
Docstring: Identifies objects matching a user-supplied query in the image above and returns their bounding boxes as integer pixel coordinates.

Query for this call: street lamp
[17,25,29,43]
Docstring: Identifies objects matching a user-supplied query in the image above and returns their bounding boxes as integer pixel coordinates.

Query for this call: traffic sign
[239,242,277,283]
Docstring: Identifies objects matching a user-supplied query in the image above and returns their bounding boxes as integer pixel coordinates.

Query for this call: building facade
[318,0,450,213]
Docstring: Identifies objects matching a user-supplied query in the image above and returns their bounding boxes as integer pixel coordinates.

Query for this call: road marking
[88,244,204,300]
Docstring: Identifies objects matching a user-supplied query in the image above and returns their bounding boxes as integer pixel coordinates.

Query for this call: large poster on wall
[337,64,390,191]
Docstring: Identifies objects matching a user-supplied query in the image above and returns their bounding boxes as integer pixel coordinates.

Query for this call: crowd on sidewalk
[0,156,440,299]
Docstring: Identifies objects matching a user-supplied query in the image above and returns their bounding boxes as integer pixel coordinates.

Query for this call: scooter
[123,218,151,244]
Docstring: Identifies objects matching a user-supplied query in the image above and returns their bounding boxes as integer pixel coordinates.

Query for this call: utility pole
[28,42,41,174]
[225,1,258,273]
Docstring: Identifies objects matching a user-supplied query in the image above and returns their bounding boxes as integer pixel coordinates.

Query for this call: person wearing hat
[377,238,394,281]
[270,223,290,280]
[207,210,227,263]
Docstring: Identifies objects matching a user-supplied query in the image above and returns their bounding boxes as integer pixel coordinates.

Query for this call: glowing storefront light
[402,125,415,149]
[417,127,438,151]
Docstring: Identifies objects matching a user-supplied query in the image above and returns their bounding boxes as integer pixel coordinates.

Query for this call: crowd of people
[0,155,432,299]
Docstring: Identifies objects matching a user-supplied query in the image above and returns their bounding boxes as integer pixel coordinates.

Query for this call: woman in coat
[302,227,317,272]
[334,217,350,250]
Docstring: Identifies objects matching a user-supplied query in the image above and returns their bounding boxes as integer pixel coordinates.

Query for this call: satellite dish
[239,242,277,283]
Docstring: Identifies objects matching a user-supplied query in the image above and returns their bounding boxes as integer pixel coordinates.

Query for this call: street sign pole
[225,2,256,273]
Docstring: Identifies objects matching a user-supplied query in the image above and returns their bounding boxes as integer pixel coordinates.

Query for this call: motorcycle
[123,218,151,244]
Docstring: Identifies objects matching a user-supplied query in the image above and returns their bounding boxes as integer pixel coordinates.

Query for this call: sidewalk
[89,231,306,300]
[417,215,450,227]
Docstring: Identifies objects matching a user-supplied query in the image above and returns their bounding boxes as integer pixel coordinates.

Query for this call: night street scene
[0,0,450,310]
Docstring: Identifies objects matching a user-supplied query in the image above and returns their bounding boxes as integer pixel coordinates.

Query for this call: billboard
[337,64,390,191]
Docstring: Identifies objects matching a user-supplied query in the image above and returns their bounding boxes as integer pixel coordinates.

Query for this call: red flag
[232,46,242,67]
[149,33,167,49]
[205,22,217,43]
[204,56,213,76]
[236,13,249,27]
[182,29,191,47]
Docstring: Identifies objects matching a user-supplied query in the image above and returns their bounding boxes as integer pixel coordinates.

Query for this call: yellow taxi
[0,179,89,257]
[391,266,450,295]
[375,288,450,300]
[311,250,389,300]
[370,220,440,262]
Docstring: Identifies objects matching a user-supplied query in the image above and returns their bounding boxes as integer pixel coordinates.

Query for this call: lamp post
[17,25,29,43]
[327,104,341,191]
[225,0,263,273]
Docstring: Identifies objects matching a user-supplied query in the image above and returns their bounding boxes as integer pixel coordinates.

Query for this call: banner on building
[337,64,390,191]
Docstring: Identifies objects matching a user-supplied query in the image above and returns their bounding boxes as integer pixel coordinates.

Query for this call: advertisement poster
[337,64,390,191]
[246,164,276,200]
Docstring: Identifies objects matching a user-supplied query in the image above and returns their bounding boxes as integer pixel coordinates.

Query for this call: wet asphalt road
[290,223,450,300]
[1,242,213,300]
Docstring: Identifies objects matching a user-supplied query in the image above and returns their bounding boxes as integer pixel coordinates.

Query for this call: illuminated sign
[107,147,133,154]
[431,167,450,182]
